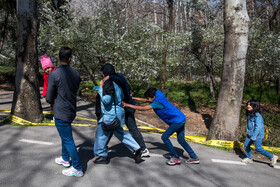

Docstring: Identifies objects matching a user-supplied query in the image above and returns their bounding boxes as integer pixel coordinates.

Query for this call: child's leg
[161,124,181,157]
[176,123,198,159]
[244,137,254,159]
[254,137,273,159]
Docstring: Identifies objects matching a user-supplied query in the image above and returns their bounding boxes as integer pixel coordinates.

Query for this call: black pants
[105,107,146,151]
[124,107,146,151]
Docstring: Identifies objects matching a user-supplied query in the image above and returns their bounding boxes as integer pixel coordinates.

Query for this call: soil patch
[0,83,14,91]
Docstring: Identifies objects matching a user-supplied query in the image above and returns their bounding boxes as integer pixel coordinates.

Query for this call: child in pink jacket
[40,55,57,98]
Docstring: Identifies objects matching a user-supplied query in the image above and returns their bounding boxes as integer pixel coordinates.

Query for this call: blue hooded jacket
[152,90,186,125]
[246,112,264,140]
[98,82,125,127]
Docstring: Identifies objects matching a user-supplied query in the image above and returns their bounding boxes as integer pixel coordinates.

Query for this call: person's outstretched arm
[132,97,147,103]
[122,101,152,111]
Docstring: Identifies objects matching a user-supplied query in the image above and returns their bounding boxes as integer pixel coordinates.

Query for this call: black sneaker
[134,149,144,164]
[93,156,109,164]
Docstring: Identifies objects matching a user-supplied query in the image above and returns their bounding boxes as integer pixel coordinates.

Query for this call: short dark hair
[101,63,116,76]
[59,47,72,62]
[247,99,260,116]
[144,87,157,98]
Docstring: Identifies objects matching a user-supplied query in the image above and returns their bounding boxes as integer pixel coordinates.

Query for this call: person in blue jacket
[93,64,143,164]
[122,87,199,166]
[242,100,278,167]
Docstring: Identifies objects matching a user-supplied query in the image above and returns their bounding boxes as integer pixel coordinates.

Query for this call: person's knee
[161,134,168,142]
[255,146,263,153]
[177,137,185,145]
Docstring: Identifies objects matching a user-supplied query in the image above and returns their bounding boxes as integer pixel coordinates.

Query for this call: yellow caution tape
[1,109,280,152]
[43,111,53,115]
[7,114,96,127]
[0,109,11,112]
[1,109,97,123]
[75,116,97,122]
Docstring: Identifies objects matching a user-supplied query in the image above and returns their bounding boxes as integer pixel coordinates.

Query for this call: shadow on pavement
[77,140,94,172]
[77,102,95,112]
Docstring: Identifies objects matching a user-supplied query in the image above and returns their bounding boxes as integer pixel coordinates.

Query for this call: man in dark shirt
[46,47,83,177]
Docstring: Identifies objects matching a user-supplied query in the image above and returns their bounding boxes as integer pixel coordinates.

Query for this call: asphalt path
[0,91,279,187]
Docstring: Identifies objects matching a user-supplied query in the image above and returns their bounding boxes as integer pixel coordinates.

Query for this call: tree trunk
[207,71,216,100]
[160,0,174,91]
[11,0,43,123]
[207,0,249,141]
[276,78,280,95]
[0,10,9,54]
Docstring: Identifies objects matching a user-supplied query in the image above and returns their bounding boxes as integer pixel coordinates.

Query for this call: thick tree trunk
[11,0,43,123]
[207,0,249,141]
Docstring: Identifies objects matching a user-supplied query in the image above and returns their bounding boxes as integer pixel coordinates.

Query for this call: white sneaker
[270,155,278,167]
[62,166,84,177]
[141,148,150,157]
[241,157,253,164]
[55,156,70,167]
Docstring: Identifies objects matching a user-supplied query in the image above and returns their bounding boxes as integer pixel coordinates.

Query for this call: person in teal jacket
[123,87,199,166]
[93,64,143,164]
[242,100,278,167]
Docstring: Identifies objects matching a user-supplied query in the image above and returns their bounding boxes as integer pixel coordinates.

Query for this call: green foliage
[42,117,52,124]
[243,84,280,104]
[202,144,231,152]
[0,66,15,73]
[261,112,280,147]
[79,81,97,94]
[246,19,280,86]
[131,81,216,109]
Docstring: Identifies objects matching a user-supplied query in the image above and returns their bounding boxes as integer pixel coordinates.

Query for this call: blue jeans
[244,136,273,159]
[161,121,198,159]
[94,124,140,157]
[55,118,82,171]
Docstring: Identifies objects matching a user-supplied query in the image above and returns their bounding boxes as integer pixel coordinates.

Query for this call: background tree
[0,0,16,54]
[207,0,249,140]
[246,0,280,99]
[11,0,43,123]
[0,0,16,66]
[190,0,223,100]
[160,0,174,91]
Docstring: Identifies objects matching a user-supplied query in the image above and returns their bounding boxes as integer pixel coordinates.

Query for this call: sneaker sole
[55,161,70,167]
[271,156,278,167]
[62,172,84,177]
[166,161,181,166]
[141,154,150,158]
[185,161,200,164]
